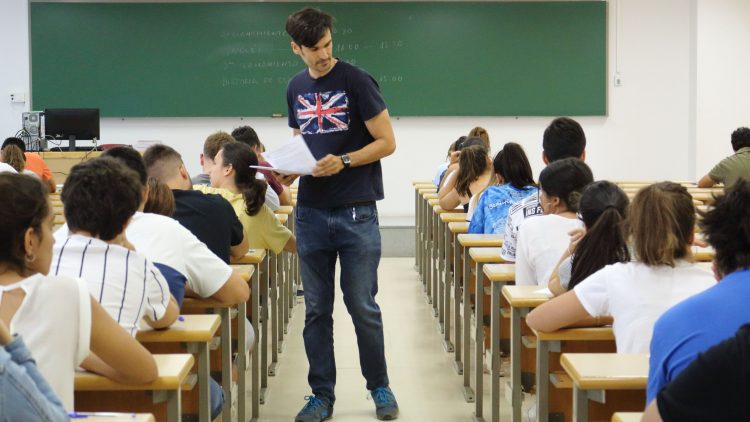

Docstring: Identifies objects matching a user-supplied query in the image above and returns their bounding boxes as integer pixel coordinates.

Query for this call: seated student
[2,137,56,193]
[192,131,280,211]
[0,173,157,411]
[51,158,179,336]
[438,141,494,213]
[515,158,592,286]
[437,136,484,195]
[144,177,176,216]
[433,136,464,187]
[500,117,588,262]
[547,181,630,296]
[526,182,716,353]
[468,142,537,234]
[231,125,293,206]
[0,318,68,421]
[646,179,750,402]
[642,324,750,422]
[196,142,296,254]
[55,147,250,307]
[1,144,37,177]
[468,126,491,152]
[143,144,249,263]
[697,126,750,188]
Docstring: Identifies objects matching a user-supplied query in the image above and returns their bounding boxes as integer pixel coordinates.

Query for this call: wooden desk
[137,315,219,422]
[75,354,193,422]
[182,266,253,422]
[438,212,467,354]
[561,353,648,422]
[38,151,103,185]
[499,285,551,422]
[447,221,469,375]
[482,264,516,422]
[274,205,293,215]
[234,249,270,405]
[432,209,464,346]
[456,234,503,403]
[533,327,615,422]
[612,412,643,422]
[692,245,714,262]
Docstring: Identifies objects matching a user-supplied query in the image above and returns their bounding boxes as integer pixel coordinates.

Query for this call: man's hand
[312,154,345,177]
[273,172,300,186]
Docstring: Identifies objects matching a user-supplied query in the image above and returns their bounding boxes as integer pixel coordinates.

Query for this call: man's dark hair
[699,178,750,276]
[231,126,261,149]
[730,127,750,152]
[143,144,183,182]
[286,7,334,48]
[61,158,142,241]
[2,137,26,152]
[102,146,147,186]
[542,117,587,162]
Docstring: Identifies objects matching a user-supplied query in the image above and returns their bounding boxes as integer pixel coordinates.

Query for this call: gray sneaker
[371,387,399,420]
[295,395,333,422]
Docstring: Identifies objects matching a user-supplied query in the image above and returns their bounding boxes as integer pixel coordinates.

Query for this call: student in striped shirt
[51,157,179,336]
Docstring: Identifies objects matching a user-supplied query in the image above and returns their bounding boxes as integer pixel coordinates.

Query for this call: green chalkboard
[30,2,606,117]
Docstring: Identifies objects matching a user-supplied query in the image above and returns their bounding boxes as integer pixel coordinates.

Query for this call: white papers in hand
[255,135,317,175]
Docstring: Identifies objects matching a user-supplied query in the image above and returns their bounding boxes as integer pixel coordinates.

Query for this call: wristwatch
[340,154,351,168]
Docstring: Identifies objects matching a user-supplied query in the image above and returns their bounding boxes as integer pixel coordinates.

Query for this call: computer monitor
[44,108,100,152]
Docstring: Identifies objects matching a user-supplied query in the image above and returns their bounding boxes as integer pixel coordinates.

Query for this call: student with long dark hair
[468,142,537,234]
[515,158,593,286]
[0,173,157,412]
[438,141,494,214]
[527,182,716,353]
[547,181,630,295]
[196,142,296,253]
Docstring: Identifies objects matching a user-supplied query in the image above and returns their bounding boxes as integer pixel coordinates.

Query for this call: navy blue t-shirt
[287,60,387,208]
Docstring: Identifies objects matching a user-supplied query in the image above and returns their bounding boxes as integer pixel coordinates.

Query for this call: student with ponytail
[548,181,630,295]
[438,141,494,215]
[527,182,716,353]
[515,158,593,286]
[468,142,537,234]
[196,142,296,253]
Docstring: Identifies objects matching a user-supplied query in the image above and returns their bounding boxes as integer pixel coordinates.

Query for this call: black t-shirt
[657,324,750,422]
[172,189,244,263]
[287,60,387,208]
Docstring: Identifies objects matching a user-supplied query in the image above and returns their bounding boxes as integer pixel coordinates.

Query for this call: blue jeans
[0,336,68,421]
[296,204,389,404]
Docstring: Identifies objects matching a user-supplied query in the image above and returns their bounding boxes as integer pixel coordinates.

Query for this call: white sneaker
[521,392,537,422]
[231,382,238,422]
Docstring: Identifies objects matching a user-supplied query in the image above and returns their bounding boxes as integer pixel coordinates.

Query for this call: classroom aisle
[258,257,507,421]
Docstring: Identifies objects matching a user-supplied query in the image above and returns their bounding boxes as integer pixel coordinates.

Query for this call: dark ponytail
[220,142,267,216]
[569,181,630,289]
[493,142,535,190]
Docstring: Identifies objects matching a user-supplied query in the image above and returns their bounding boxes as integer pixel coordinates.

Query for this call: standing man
[281,7,398,422]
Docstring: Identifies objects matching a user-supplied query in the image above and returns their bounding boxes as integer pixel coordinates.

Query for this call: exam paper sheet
[254,135,317,175]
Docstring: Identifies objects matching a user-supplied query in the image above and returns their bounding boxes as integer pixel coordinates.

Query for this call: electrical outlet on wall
[614,72,623,87]
[10,92,26,103]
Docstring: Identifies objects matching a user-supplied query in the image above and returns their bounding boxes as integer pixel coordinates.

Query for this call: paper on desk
[253,135,316,175]
[533,288,554,297]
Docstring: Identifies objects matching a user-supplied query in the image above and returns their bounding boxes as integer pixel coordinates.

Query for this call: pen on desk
[69,412,137,418]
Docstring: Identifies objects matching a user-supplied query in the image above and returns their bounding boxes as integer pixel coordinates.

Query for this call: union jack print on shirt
[295,91,350,135]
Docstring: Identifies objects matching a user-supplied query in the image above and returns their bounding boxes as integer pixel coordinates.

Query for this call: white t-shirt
[258,172,280,211]
[500,193,542,262]
[574,261,716,353]
[515,214,582,286]
[0,162,18,173]
[55,213,233,299]
[4,274,91,411]
[51,234,170,336]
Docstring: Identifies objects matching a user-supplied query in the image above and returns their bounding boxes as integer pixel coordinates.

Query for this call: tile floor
[255,257,511,422]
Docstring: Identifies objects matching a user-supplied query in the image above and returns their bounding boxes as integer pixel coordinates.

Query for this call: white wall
[2,0,747,220]
[696,0,750,176]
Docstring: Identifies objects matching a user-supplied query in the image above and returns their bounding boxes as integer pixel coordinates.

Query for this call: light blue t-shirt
[647,268,750,402]
[468,184,537,235]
